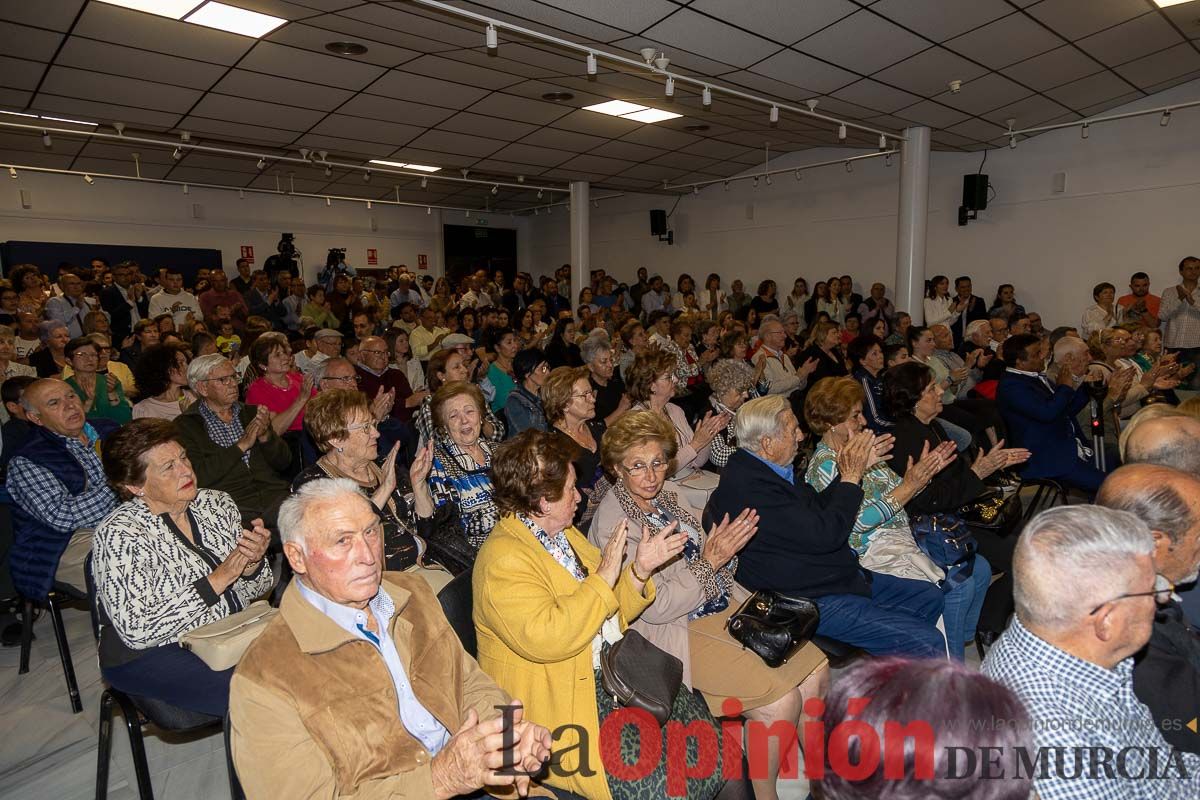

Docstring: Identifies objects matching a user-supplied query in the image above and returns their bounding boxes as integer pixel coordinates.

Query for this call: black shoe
[1,618,26,647]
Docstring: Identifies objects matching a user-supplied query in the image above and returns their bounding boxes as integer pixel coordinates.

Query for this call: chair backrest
[83,551,101,642]
[436,567,476,659]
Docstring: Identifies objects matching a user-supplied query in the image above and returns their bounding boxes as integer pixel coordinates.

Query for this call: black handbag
[599,630,683,727]
[958,489,1021,531]
[912,513,978,588]
[725,591,820,668]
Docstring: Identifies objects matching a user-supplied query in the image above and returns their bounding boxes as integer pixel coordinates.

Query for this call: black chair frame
[18,584,84,713]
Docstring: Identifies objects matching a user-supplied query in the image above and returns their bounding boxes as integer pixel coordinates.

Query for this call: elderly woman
[626,348,727,478]
[664,318,702,392]
[706,357,757,469]
[590,411,828,800]
[804,377,992,661]
[413,348,504,444]
[543,366,606,519]
[93,418,273,715]
[428,381,501,549]
[504,347,550,437]
[131,342,194,420]
[293,389,473,585]
[582,333,628,424]
[64,336,132,424]
[81,333,136,396]
[29,319,71,378]
[1081,281,1124,339]
[884,361,1029,647]
[617,319,647,378]
[175,353,292,527]
[244,335,313,436]
[475,430,714,800]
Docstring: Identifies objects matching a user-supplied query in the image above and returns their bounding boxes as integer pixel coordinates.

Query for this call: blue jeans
[942,555,992,661]
[103,643,232,717]
[813,572,946,658]
[938,418,973,451]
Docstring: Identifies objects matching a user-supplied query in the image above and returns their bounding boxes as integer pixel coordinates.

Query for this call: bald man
[1098,463,1200,755]
[355,336,428,424]
[1123,414,1200,477]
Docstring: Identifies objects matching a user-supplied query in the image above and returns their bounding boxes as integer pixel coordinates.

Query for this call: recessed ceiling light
[541,92,575,102]
[0,110,38,119]
[583,100,649,117]
[185,1,286,38]
[621,107,683,123]
[368,160,442,172]
[96,0,200,18]
[40,115,98,127]
[325,41,369,56]
[684,124,710,132]
[1153,0,1196,7]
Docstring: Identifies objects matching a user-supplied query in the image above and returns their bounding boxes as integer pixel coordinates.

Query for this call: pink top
[245,372,310,431]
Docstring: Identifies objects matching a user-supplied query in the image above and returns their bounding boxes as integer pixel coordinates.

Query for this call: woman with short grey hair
[706,358,757,468]
[29,319,71,377]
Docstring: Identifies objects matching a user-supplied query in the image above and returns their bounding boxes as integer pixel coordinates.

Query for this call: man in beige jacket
[230,478,552,799]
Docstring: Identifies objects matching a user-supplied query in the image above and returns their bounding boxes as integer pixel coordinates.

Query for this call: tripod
[1089,398,1107,472]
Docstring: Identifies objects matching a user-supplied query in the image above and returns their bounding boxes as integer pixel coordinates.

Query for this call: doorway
[443,225,517,293]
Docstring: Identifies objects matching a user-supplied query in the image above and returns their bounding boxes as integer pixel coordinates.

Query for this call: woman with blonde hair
[625,348,727,478]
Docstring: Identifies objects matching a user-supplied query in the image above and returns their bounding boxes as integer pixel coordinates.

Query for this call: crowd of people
[5,254,1200,799]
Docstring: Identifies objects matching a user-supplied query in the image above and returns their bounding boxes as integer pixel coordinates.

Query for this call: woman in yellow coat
[474,430,709,800]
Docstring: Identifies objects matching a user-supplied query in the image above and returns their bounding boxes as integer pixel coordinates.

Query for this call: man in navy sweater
[707,395,945,657]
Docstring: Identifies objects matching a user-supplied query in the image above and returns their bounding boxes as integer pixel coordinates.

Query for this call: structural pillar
[895,126,930,323]
[569,180,589,304]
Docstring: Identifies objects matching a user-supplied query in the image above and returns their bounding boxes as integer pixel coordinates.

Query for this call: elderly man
[296,328,342,375]
[99,261,149,345]
[45,271,96,339]
[997,333,1108,494]
[856,282,894,325]
[752,317,817,399]
[175,354,291,527]
[707,395,946,657]
[357,336,425,423]
[200,269,250,331]
[231,479,553,799]
[581,334,628,425]
[6,379,119,602]
[410,307,450,362]
[1098,465,1200,755]
[1124,414,1200,476]
[983,505,1200,798]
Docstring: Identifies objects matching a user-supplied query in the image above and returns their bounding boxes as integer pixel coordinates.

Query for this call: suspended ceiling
[0,0,1198,210]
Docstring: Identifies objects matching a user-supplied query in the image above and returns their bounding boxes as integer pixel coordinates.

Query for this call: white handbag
[179,601,278,671]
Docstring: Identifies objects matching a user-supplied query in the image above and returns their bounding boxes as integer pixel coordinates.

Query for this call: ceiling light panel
[582,100,649,117]
[96,0,202,19]
[621,107,683,123]
[185,2,286,38]
[1152,0,1196,7]
[368,159,442,172]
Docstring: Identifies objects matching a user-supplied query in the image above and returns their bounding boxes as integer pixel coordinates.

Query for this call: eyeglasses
[322,374,360,385]
[346,420,379,433]
[202,374,238,386]
[1089,574,1175,616]
[620,459,669,477]
[360,349,388,356]
[572,390,597,399]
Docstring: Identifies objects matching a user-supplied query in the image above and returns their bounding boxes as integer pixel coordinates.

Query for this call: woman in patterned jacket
[92,418,274,716]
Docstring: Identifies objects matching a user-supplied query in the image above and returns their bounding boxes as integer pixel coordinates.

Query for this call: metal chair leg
[47,593,82,713]
[18,597,33,674]
[96,690,115,800]
[112,692,155,800]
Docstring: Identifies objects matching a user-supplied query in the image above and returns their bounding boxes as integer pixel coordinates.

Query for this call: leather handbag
[958,489,1021,531]
[725,591,820,668]
[179,601,278,671]
[598,630,683,727]
[912,513,978,587]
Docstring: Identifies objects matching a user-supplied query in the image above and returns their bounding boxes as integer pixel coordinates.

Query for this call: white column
[895,126,931,323]
[569,180,589,306]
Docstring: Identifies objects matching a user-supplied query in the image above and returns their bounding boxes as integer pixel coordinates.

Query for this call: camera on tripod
[1083,378,1108,401]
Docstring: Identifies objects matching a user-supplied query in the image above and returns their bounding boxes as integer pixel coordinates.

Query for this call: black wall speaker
[650,209,667,236]
[962,174,988,212]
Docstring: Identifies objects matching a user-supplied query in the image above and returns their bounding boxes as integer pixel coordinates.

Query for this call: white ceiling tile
[943,12,1063,70]
[397,55,527,90]
[718,71,820,103]
[211,0,318,21]
[523,0,678,33]
[55,37,225,91]
[617,125,703,151]
[1076,13,1185,68]
[367,70,492,109]
[212,70,354,111]
[638,9,783,69]
[370,146,474,170]
[833,79,922,113]
[1078,91,1143,118]
[944,117,1008,142]
[467,93,573,126]
[175,116,299,145]
[1001,46,1105,91]
[981,94,1075,128]
[0,21,64,62]
[687,0,858,44]
[311,113,426,146]
[751,49,857,94]
[488,143,575,167]
[933,73,1033,116]
[293,133,398,158]
[451,0,629,42]
[437,112,541,142]
[72,3,253,65]
[247,172,328,193]
[77,142,175,165]
[930,130,978,148]
[872,47,989,96]
[280,0,363,12]
[499,80,613,109]
[40,66,201,112]
[796,11,929,74]
[809,95,877,119]
[0,57,45,91]
[0,0,82,31]
[341,4,481,48]
[405,130,507,158]
[1044,71,1140,111]
[0,88,33,110]
[615,163,686,182]
[493,43,599,76]
[432,48,560,80]
[34,93,181,128]
[238,41,385,91]
[893,99,970,129]
[519,128,609,153]
[608,37,740,78]
[549,109,640,138]
[650,151,721,171]
[1161,4,1200,40]
[1026,0,1152,41]
[190,94,326,132]
[1145,70,1200,95]
[0,130,84,155]
[77,155,172,179]
[589,140,669,162]
[556,154,639,175]
[264,22,422,68]
[295,12,444,54]
[338,94,455,128]
[1117,45,1200,90]
[871,0,1012,42]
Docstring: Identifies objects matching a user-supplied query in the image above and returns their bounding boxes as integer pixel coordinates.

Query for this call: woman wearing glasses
[63,335,133,424]
[292,389,474,587]
[543,366,605,522]
[589,411,828,800]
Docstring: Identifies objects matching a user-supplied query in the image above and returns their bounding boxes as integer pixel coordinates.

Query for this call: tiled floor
[0,603,229,800]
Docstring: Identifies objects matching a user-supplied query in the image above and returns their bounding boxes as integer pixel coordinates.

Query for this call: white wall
[529,79,1200,329]
[0,171,530,284]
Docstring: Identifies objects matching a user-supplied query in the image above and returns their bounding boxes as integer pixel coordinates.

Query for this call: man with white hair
[707,395,946,657]
[230,479,553,799]
[983,505,1200,797]
[1123,413,1200,478]
[752,316,817,398]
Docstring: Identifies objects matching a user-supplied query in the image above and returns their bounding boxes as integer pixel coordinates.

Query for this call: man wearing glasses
[983,505,1200,797]
[355,337,428,425]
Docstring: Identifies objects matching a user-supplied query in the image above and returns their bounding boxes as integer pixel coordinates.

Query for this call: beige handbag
[179,601,278,671]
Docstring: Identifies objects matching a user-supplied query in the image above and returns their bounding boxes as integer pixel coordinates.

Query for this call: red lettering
[803,697,826,779]
[599,707,660,783]
[883,721,936,780]
[827,719,881,781]
[748,719,801,780]
[665,720,719,796]
[720,715,745,780]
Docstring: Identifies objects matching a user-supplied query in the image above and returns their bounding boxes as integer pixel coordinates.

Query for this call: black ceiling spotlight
[325,41,369,56]
[541,92,575,102]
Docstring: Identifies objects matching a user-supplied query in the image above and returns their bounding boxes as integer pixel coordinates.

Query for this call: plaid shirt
[1160,284,1200,349]
[983,616,1200,799]
[199,401,250,465]
[7,425,117,533]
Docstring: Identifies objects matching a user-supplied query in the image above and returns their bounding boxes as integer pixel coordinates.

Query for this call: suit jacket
[707,449,866,598]
[1133,602,1200,755]
[948,295,988,346]
[996,370,1090,479]
[100,285,149,344]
